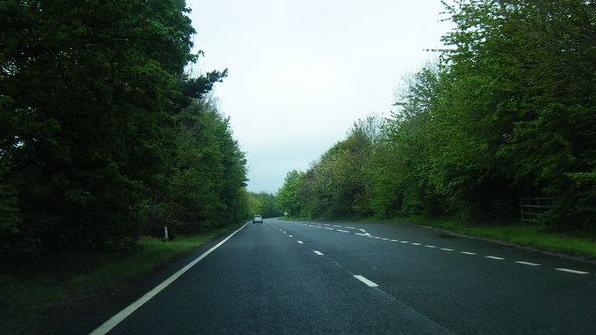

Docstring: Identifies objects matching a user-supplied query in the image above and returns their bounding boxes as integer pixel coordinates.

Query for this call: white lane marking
[411,242,421,246]
[297,240,304,244]
[460,251,476,255]
[354,275,378,287]
[355,233,368,237]
[390,239,398,242]
[440,248,454,251]
[400,240,409,244]
[336,229,350,233]
[324,227,334,230]
[346,226,357,229]
[555,268,589,275]
[515,261,540,266]
[332,224,342,227]
[485,256,504,260]
[288,235,293,237]
[90,222,249,335]
[313,250,324,256]
[359,229,367,233]
[424,245,437,248]
[374,236,382,239]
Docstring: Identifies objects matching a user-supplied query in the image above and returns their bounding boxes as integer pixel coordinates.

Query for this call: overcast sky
[187,0,450,193]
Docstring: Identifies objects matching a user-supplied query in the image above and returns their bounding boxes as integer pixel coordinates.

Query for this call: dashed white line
[411,242,421,246]
[555,268,589,275]
[400,240,409,244]
[313,250,324,256]
[424,245,437,248]
[337,229,350,233]
[440,248,454,251]
[297,241,304,244]
[485,256,504,260]
[355,233,368,237]
[288,235,293,237]
[353,275,378,287]
[390,239,398,242]
[324,227,334,230]
[515,261,540,266]
[460,251,476,255]
[374,236,382,239]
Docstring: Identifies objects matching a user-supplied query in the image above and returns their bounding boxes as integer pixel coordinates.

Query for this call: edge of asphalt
[43,222,248,335]
[278,217,596,266]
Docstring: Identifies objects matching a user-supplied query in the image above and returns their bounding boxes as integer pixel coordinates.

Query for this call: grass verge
[0,229,226,334]
[396,216,596,259]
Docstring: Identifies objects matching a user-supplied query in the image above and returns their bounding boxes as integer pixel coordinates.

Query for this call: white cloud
[187,0,451,192]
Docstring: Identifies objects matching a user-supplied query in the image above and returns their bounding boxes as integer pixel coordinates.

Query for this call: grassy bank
[0,229,226,333]
[396,216,596,259]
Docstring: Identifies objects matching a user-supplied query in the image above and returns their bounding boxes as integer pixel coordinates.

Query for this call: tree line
[277,0,595,230]
[0,0,249,259]
[247,192,283,218]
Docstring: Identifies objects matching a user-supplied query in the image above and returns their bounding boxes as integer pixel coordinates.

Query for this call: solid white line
[337,229,350,233]
[89,222,249,335]
[485,256,504,260]
[313,250,324,256]
[440,248,454,251]
[460,251,476,255]
[515,261,540,266]
[297,240,304,244]
[555,268,589,274]
[353,275,378,287]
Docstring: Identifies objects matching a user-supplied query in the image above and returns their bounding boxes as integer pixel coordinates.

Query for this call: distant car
[252,215,263,224]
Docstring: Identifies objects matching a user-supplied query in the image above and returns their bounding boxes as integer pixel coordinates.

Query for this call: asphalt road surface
[93,218,596,335]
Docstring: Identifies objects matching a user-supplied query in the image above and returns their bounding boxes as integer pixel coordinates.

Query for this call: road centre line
[89,222,249,335]
[354,275,379,287]
[555,268,589,275]
[460,251,476,255]
[313,250,324,256]
[515,261,540,266]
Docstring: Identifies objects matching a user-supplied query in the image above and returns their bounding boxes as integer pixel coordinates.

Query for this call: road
[93,218,596,334]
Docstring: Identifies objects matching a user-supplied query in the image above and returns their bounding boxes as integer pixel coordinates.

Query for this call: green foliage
[0,1,248,258]
[246,192,282,218]
[277,0,595,230]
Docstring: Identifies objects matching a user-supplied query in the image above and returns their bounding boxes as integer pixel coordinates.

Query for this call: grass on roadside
[396,216,596,259]
[0,230,224,332]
